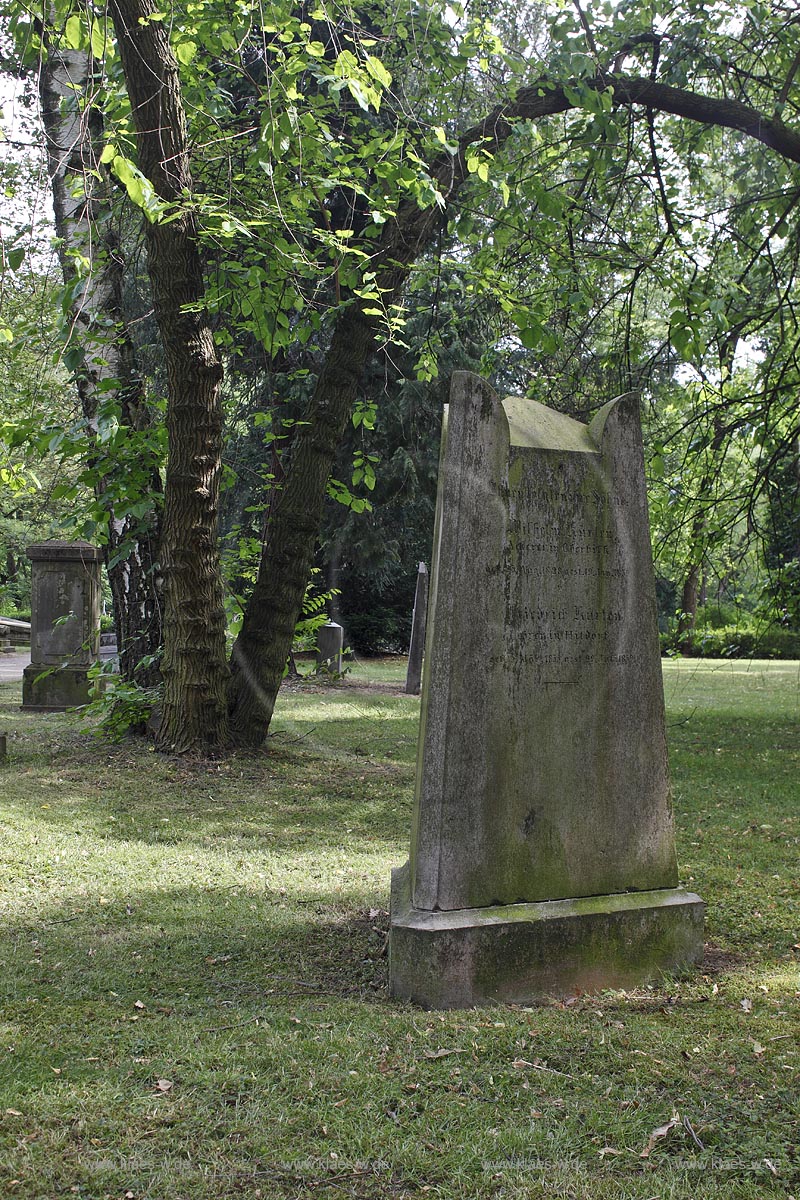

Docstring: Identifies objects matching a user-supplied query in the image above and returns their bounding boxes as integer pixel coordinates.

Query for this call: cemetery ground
[0,659,797,1200]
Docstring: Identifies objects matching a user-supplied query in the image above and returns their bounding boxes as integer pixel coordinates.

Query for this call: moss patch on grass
[0,658,797,1199]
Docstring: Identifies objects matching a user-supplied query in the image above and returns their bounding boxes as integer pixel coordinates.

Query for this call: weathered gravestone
[316,621,344,674]
[390,372,704,1007]
[22,540,102,710]
[405,562,429,696]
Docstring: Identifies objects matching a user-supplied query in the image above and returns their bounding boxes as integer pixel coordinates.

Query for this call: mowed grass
[0,657,797,1200]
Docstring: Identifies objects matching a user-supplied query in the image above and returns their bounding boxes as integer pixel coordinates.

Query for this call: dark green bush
[694,602,751,630]
[343,607,411,655]
[5,609,31,623]
[662,624,800,659]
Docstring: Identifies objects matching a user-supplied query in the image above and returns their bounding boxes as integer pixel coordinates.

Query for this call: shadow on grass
[0,886,392,1010]
[0,706,415,854]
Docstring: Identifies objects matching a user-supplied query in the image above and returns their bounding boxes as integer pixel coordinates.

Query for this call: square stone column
[22,540,102,710]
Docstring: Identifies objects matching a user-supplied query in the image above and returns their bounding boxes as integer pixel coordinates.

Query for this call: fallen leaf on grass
[423,1048,465,1059]
[154,1079,173,1093]
[133,1000,145,1010]
[5,1109,22,1116]
[751,1040,765,1057]
[598,1147,623,1158]
[740,998,753,1013]
[640,1113,681,1158]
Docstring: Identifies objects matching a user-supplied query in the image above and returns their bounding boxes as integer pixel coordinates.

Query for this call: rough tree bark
[109,0,230,752]
[39,14,163,686]
[227,74,800,747]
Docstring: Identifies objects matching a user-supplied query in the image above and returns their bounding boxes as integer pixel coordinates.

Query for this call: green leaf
[90,20,108,60]
[175,40,197,66]
[365,55,392,88]
[518,325,542,350]
[64,14,83,49]
[346,79,370,111]
[99,143,116,164]
[7,247,24,271]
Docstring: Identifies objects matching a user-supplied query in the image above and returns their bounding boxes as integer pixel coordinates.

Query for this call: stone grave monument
[389,372,704,1007]
[316,620,344,674]
[22,540,102,710]
[405,562,429,695]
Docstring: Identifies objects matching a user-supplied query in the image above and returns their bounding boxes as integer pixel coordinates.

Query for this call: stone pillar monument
[316,621,344,674]
[389,373,704,1007]
[22,540,102,710]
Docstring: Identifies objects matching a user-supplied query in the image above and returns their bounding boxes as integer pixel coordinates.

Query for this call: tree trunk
[228,307,377,743]
[677,559,701,654]
[39,13,163,686]
[110,0,229,752]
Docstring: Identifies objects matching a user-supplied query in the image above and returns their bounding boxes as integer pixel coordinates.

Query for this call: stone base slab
[22,664,94,711]
[389,862,704,1009]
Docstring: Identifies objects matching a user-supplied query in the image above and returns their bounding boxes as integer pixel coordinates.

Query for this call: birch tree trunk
[109,0,230,752]
[39,14,163,686]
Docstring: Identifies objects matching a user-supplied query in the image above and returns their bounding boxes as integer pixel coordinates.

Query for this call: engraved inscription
[495,449,627,677]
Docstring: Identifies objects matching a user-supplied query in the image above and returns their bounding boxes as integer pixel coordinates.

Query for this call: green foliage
[291,570,338,655]
[662,623,800,659]
[79,657,162,741]
[319,310,470,652]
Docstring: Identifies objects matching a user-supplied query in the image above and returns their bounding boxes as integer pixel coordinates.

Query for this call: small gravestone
[316,621,343,674]
[22,540,102,710]
[99,631,119,659]
[405,562,429,695]
[390,372,704,1007]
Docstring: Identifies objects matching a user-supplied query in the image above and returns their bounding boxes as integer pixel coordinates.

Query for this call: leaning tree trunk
[675,361,731,655]
[677,557,702,654]
[228,307,378,744]
[110,0,230,753]
[39,14,163,686]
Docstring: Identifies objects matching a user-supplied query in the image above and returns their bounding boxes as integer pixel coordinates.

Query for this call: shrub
[662,624,800,659]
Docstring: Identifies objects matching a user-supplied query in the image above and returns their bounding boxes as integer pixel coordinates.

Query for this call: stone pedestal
[389,373,704,1006]
[390,864,703,1008]
[22,541,102,710]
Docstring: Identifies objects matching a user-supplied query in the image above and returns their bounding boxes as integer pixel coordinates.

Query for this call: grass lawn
[0,656,798,1199]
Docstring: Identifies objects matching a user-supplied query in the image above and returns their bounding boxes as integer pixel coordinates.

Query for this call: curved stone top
[502,396,598,452]
[27,540,103,563]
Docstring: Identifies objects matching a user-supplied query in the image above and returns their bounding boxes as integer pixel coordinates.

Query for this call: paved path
[0,653,30,683]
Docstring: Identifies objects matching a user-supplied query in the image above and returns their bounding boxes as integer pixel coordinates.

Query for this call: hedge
[661,625,800,659]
